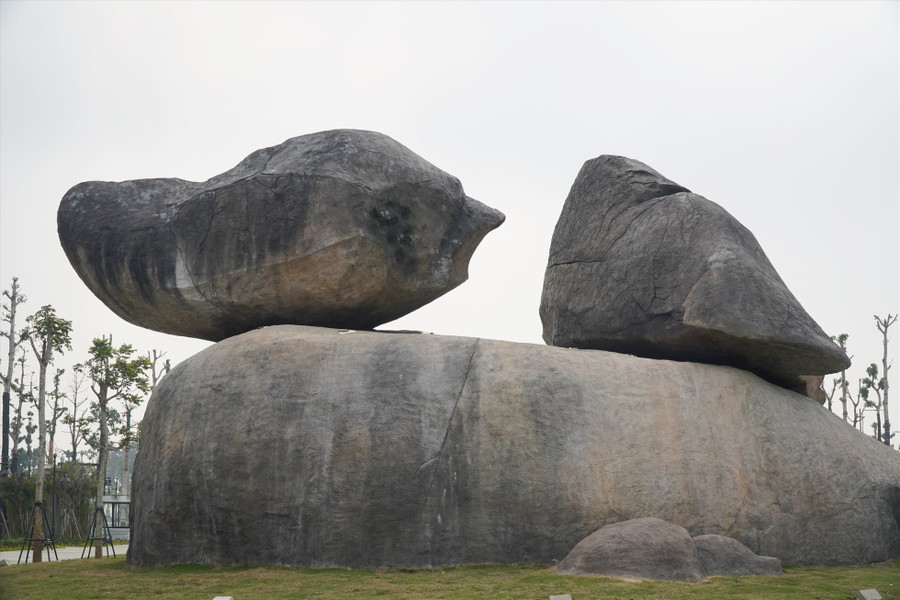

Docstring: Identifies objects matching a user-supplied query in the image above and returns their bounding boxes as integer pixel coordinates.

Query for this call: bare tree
[10,351,31,474]
[848,378,869,431]
[832,334,851,422]
[874,314,896,447]
[63,367,90,463]
[861,363,885,441]
[1,277,26,476]
[147,349,169,389]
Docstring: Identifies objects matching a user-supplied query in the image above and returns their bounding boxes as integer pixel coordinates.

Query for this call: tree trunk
[94,386,109,558]
[32,357,47,562]
[878,315,895,447]
[838,335,849,422]
[47,374,60,467]
[2,279,20,474]
[11,390,23,474]
[10,358,26,474]
[123,442,130,497]
[840,375,848,422]
[875,401,883,442]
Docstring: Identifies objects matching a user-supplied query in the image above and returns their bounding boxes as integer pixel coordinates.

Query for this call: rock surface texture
[556,519,782,581]
[539,155,849,392]
[556,517,705,582]
[128,326,900,568]
[692,534,783,577]
[58,130,504,341]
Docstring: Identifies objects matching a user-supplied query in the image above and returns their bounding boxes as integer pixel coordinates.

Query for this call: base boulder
[129,326,900,568]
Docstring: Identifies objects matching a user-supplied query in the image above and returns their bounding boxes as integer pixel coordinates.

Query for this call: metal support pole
[18,501,59,563]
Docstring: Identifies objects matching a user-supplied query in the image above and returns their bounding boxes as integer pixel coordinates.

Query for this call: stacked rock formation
[56,138,899,572]
[539,155,850,394]
[58,129,505,341]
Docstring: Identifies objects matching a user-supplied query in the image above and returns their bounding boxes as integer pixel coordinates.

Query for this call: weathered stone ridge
[58,129,504,341]
[539,155,849,392]
[128,326,900,568]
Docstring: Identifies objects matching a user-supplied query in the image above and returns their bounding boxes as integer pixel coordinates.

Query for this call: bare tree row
[825,314,897,447]
[0,276,168,559]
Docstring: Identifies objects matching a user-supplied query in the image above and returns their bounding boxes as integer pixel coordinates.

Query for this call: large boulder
[556,517,705,582]
[58,130,504,341]
[539,155,849,392]
[128,326,900,568]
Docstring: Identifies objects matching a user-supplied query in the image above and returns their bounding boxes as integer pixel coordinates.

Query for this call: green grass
[0,558,897,600]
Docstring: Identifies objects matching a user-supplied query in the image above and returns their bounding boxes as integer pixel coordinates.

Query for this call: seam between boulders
[420,337,479,505]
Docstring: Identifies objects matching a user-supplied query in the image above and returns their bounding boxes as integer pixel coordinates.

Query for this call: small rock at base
[549,595,573,600]
[556,517,705,582]
[856,591,882,600]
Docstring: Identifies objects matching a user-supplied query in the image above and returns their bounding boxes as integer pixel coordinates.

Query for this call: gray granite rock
[556,517,705,582]
[539,155,849,392]
[693,534,782,577]
[128,326,900,568]
[556,523,782,581]
[58,130,504,341]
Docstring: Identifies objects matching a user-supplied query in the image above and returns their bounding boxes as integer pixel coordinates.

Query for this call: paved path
[0,544,128,564]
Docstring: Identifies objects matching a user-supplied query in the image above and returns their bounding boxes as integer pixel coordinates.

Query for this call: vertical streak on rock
[422,338,479,506]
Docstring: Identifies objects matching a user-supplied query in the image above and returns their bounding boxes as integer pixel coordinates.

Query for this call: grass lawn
[0,558,897,600]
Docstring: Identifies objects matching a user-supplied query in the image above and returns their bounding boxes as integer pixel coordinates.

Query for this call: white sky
[1,1,898,446]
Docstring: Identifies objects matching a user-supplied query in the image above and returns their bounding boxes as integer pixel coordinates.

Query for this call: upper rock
[539,155,849,391]
[58,130,504,341]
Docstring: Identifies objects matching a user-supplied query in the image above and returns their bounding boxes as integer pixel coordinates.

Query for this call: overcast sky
[1,1,898,444]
